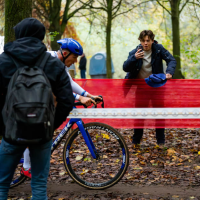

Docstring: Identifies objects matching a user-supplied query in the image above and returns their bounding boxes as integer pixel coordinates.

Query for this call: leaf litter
[6,128,200,199]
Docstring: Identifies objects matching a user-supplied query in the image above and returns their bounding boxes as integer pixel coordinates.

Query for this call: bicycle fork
[75,120,99,159]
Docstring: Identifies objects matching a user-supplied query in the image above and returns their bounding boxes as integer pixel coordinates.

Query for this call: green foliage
[48,31,60,42]
[184,50,199,64]
[181,48,200,78]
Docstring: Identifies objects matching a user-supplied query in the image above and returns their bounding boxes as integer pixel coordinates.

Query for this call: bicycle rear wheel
[10,158,26,188]
[63,122,129,189]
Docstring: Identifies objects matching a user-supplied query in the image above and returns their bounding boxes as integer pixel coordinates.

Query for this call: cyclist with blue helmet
[21,38,102,178]
[50,38,101,106]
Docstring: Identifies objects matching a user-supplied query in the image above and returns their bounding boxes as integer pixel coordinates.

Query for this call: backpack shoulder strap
[35,52,51,70]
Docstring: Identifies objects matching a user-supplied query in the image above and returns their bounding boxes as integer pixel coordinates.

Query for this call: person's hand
[87,95,102,104]
[135,48,144,59]
[79,96,96,106]
[166,73,172,80]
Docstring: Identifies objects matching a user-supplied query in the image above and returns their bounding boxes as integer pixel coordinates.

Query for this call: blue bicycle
[10,98,129,189]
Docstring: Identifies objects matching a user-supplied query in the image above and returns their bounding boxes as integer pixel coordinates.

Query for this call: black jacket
[0,18,74,138]
[79,56,87,70]
[123,41,177,79]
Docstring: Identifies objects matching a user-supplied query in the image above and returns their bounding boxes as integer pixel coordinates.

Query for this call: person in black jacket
[123,30,176,146]
[0,18,74,200]
[79,53,87,78]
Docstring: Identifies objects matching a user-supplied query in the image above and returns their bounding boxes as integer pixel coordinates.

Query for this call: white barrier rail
[69,108,200,119]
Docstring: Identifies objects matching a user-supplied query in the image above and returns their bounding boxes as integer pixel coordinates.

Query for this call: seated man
[22,38,101,178]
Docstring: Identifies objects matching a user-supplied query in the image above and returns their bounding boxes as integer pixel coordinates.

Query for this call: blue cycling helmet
[57,38,83,56]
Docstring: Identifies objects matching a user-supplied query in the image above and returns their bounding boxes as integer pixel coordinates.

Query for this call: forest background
[0,0,200,79]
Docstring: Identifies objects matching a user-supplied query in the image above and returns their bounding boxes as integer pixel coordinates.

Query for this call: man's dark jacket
[0,18,74,139]
[123,41,177,79]
[79,56,87,70]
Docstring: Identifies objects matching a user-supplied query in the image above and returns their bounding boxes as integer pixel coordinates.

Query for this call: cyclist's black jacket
[123,40,177,79]
[0,18,74,138]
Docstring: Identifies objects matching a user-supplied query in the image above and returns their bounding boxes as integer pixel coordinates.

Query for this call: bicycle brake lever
[74,102,87,108]
[98,95,104,108]
[91,97,97,108]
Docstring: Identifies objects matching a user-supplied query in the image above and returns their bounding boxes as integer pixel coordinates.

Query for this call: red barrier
[59,79,200,129]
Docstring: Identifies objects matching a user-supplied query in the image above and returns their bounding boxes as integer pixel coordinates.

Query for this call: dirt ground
[5,128,200,199]
[8,182,200,199]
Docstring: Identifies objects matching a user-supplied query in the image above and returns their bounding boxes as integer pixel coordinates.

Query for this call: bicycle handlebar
[74,95,104,108]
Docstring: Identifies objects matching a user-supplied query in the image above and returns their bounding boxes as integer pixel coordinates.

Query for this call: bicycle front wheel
[63,122,129,189]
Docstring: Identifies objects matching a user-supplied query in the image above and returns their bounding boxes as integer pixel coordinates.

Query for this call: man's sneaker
[21,167,32,179]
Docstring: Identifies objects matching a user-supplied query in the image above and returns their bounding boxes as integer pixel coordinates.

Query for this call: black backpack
[2,52,55,145]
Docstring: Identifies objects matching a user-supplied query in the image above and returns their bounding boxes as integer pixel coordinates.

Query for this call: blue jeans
[80,70,86,78]
[0,138,52,200]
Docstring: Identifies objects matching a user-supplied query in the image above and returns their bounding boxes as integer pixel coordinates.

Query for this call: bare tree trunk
[5,0,32,44]
[171,0,184,79]
[48,0,63,50]
[106,0,113,78]
[49,22,62,50]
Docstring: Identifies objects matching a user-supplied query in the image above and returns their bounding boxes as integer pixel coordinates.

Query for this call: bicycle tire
[10,159,27,188]
[63,122,129,189]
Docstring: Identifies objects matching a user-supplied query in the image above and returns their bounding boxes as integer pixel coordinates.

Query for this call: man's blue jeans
[80,70,86,79]
[0,138,52,200]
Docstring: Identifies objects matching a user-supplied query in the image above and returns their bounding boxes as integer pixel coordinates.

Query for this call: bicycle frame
[51,108,98,159]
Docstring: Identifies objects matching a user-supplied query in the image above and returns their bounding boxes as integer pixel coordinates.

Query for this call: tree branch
[78,0,107,11]
[33,1,48,20]
[112,0,122,17]
[103,0,107,7]
[192,0,200,24]
[34,0,49,16]
[156,0,171,15]
[69,0,79,9]
[188,1,200,6]
[113,0,154,19]
[179,0,190,14]
[67,0,93,20]
[112,0,122,11]
[96,0,106,7]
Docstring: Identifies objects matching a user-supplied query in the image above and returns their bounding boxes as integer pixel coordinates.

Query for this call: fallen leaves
[7,128,200,199]
[167,148,176,156]
[121,128,200,187]
[194,166,200,170]
[75,155,83,161]
[102,133,110,139]
[59,171,66,176]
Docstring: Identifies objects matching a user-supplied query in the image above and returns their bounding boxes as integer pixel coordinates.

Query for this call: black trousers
[132,85,165,144]
[133,128,165,144]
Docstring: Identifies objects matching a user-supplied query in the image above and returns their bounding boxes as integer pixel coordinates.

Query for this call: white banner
[69,108,200,119]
